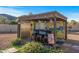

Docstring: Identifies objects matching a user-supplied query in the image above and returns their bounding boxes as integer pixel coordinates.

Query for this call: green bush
[18,41,63,53]
[56,30,64,39]
[10,21,17,25]
[48,47,63,53]
[12,38,22,48]
[18,41,48,53]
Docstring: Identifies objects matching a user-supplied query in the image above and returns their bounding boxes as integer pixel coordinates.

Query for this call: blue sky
[0,6,79,21]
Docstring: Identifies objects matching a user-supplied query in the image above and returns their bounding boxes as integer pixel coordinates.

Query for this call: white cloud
[66,12,79,21]
[0,7,26,17]
[0,7,79,22]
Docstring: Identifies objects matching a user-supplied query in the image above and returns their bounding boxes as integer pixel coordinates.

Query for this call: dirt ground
[67,34,79,41]
[63,33,79,53]
[0,32,79,50]
[0,33,17,49]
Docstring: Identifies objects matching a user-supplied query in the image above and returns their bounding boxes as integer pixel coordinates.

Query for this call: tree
[71,20,77,26]
[0,16,5,24]
[67,20,78,29]
[0,16,9,24]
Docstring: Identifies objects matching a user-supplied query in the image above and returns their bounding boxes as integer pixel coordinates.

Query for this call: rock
[2,47,17,53]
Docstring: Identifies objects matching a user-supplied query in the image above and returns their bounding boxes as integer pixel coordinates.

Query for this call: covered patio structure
[18,11,67,44]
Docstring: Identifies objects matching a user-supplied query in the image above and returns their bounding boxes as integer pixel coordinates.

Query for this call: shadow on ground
[63,39,79,53]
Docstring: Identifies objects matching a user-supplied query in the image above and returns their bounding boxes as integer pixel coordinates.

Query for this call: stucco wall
[0,24,17,33]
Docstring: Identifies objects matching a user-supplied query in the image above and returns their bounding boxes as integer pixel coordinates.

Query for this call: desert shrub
[18,41,49,53]
[18,41,63,53]
[48,47,63,53]
[10,21,17,25]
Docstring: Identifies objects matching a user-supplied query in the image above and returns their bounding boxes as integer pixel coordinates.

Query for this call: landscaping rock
[2,47,17,53]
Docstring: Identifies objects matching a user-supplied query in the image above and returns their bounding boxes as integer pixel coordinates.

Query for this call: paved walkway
[63,43,79,53]
[65,33,79,52]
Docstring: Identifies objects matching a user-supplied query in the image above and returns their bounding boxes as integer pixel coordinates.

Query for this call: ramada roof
[18,11,67,21]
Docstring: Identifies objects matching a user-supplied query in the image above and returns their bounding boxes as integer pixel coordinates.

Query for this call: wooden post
[65,20,67,40]
[17,22,20,38]
[54,17,56,43]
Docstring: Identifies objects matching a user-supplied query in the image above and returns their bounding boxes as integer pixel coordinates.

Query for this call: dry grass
[0,33,17,49]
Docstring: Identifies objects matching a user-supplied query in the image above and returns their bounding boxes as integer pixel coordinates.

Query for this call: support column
[54,17,56,43]
[17,22,20,38]
[65,20,67,40]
